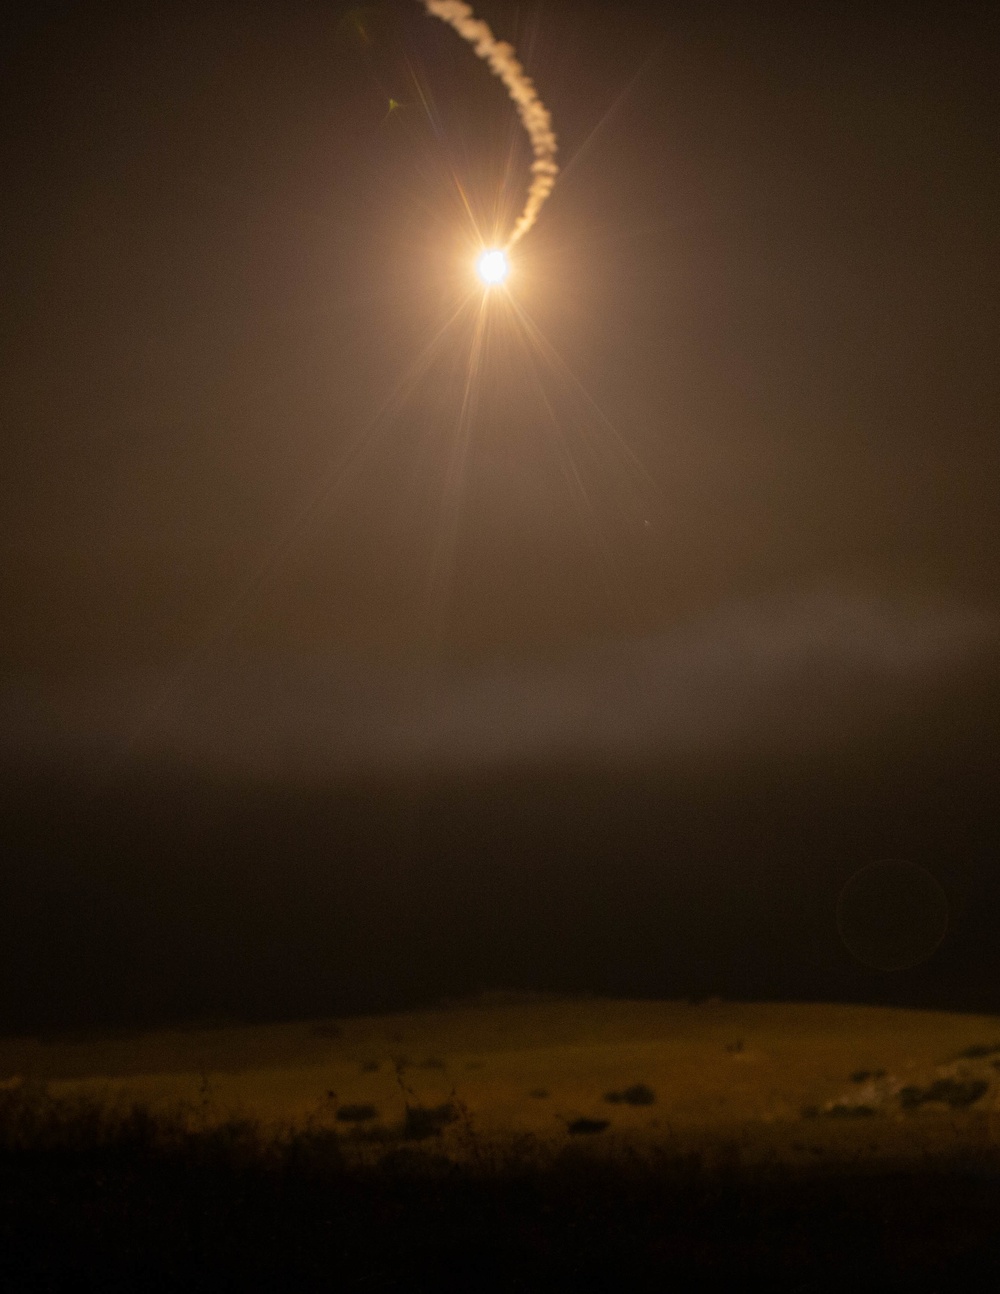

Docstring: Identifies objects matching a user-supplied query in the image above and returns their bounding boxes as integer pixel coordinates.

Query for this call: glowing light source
[477,249,509,286]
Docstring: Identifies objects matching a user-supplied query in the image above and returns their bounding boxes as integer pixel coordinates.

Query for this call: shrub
[603,1084,656,1106]
[955,1042,1000,1059]
[401,1103,459,1141]
[899,1079,989,1110]
[566,1118,610,1136]
[336,1104,379,1123]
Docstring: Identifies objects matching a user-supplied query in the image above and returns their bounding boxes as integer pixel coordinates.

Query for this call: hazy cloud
[3,591,995,778]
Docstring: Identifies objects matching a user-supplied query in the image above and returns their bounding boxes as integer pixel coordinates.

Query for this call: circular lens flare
[477,249,509,286]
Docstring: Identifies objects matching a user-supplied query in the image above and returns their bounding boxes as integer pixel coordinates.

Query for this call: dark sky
[2,0,998,1032]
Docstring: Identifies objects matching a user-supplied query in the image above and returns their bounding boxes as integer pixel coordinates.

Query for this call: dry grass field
[5,995,1000,1170]
[5,998,1000,1289]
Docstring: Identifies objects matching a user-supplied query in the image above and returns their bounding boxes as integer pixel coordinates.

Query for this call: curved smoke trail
[420,0,558,247]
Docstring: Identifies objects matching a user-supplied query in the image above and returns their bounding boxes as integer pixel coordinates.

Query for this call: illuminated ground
[5,997,1000,1169]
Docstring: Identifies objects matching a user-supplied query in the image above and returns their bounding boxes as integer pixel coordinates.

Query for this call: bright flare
[477,249,509,286]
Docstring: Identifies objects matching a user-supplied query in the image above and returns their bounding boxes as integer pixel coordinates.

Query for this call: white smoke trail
[420,0,558,246]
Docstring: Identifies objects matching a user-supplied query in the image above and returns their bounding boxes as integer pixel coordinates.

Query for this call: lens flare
[477,249,509,286]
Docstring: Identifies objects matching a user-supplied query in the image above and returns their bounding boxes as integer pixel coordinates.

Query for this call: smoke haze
[421,0,558,245]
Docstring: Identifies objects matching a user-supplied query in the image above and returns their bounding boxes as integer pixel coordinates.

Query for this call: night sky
[2,0,997,1033]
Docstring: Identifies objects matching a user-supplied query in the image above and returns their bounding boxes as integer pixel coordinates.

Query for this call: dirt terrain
[4,996,1000,1168]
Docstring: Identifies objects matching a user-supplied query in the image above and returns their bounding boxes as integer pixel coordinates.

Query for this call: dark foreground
[2,1096,999,1291]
